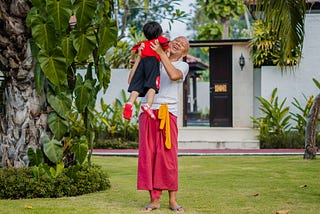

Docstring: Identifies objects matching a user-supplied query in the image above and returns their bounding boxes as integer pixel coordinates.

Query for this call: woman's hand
[150,39,183,81]
[130,43,145,64]
[150,39,165,55]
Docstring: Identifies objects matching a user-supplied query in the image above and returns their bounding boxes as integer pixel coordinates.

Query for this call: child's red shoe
[123,103,133,120]
[141,104,155,119]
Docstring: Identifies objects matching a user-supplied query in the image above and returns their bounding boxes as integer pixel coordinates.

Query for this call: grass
[0,155,319,214]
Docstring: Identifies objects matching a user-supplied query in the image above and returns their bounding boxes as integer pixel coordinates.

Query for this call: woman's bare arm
[150,40,183,81]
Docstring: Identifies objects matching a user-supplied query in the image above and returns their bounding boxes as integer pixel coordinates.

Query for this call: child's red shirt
[132,36,169,61]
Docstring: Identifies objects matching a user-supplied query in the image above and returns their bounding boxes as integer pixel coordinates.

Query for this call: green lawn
[0,155,319,214]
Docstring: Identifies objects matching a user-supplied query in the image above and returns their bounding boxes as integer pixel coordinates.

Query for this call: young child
[123,21,169,120]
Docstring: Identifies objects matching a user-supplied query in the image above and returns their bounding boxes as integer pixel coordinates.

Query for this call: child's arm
[128,42,145,84]
[130,41,143,65]
[128,57,140,84]
[129,50,136,65]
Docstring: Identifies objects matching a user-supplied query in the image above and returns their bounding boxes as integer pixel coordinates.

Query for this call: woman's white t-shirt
[141,60,189,116]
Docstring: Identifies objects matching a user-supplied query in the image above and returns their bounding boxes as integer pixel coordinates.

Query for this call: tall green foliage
[252,88,295,148]
[26,0,118,167]
[290,95,314,135]
[93,90,140,149]
[249,20,300,67]
[195,0,246,39]
[252,0,306,68]
[252,88,291,137]
[252,84,320,149]
[200,0,245,21]
[116,0,188,39]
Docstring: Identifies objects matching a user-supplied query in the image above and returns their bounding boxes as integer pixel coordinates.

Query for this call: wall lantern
[239,53,245,71]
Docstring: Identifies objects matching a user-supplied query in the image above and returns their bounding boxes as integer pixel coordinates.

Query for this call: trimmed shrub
[94,138,138,149]
[0,164,110,199]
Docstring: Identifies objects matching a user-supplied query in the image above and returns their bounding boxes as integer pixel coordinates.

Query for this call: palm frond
[257,0,306,65]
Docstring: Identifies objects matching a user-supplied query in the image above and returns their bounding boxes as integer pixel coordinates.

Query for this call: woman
[137,36,189,213]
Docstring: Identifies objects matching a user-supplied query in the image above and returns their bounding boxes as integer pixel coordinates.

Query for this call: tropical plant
[196,22,223,40]
[290,94,314,135]
[252,84,320,149]
[115,0,188,40]
[106,40,132,68]
[105,29,147,68]
[251,88,292,148]
[0,0,117,168]
[196,0,246,39]
[253,88,292,135]
[93,90,140,149]
[249,20,300,67]
[250,0,306,68]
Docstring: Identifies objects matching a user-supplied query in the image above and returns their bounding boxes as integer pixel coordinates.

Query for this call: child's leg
[141,89,156,119]
[128,91,140,103]
[145,88,156,107]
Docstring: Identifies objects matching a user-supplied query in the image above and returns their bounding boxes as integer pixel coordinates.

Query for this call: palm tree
[256,0,306,67]
[255,0,319,159]
[0,0,118,168]
[0,1,45,167]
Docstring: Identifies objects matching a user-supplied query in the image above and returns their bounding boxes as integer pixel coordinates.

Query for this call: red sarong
[137,110,178,191]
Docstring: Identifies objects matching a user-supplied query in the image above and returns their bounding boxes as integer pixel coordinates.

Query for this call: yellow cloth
[158,104,171,149]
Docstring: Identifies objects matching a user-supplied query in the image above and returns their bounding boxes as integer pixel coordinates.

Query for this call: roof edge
[189,39,251,47]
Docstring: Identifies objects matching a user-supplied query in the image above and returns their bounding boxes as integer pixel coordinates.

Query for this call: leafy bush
[196,22,223,40]
[252,87,320,149]
[94,138,138,149]
[92,90,140,149]
[252,88,291,137]
[259,131,305,149]
[0,164,110,199]
[290,95,314,135]
[105,40,132,69]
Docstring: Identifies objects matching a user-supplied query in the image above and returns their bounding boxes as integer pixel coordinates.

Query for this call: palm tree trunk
[0,0,48,167]
[304,93,320,159]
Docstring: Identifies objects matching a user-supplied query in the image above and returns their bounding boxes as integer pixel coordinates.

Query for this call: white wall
[254,14,320,118]
[96,69,130,110]
[233,44,254,127]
